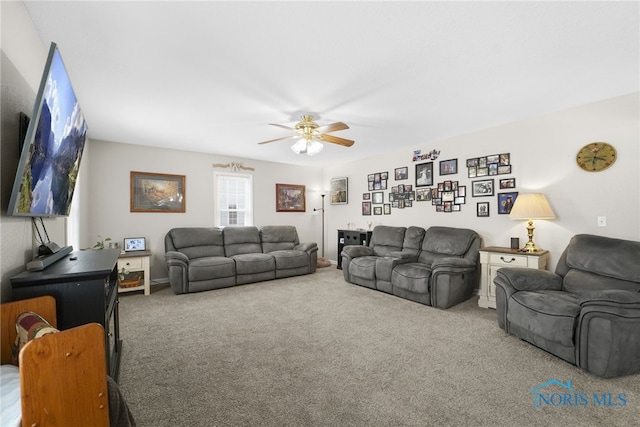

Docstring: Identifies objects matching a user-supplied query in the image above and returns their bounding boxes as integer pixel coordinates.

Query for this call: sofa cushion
[224,226,262,256]
[509,290,580,347]
[563,269,640,295]
[167,228,225,258]
[417,226,478,265]
[370,226,406,256]
[269,250,309,270]
[402,226,426,254]
[232,253,275,275]
[391,263,432,294]
[565,234,640,283]
[188,257,235,282]
[260,226,299,253]
[349,256,378,280]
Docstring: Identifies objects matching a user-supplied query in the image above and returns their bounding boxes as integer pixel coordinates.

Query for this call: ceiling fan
[258,115,354,156]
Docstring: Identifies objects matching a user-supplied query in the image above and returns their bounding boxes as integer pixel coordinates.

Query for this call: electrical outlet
[597,216,607,227]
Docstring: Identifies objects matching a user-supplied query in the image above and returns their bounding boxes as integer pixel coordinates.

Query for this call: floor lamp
[314,194,330,267]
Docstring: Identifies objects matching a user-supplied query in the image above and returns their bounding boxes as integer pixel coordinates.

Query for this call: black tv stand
[27,245,73,271]
[11,249,122,380]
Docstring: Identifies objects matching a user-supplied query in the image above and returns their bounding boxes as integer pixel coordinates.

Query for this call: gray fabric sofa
[341,225,481,308]
[164,225,317,294]
[494,234,640,377]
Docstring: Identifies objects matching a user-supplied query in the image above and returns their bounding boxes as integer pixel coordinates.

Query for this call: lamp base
[520,242,541,253]
[317,257,331,268]
[520,219,542,252]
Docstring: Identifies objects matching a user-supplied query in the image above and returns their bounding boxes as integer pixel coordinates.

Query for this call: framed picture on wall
[276,183,306,212]
[498,192,518,215]
[372,192,384,204]
[330,177,348,205]
[415,162,433,187]
[477,202,490,217]
[130,171,186,213]
[394,166,409,180]
[471,179,494,197]
[439,159,458,175]
[362,201,372,216]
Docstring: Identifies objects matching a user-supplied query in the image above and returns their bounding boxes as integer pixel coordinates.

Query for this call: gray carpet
[118,267,639,426]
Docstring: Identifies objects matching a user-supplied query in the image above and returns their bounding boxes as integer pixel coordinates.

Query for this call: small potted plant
[92,235,112,250]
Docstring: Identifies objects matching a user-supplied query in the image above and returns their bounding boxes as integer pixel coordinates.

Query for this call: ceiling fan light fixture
[291,138,308,154]
[306,139,324,156]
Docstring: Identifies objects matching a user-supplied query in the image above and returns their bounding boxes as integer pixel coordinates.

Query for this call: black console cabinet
[11,249,122,380]
[337,229,373,269]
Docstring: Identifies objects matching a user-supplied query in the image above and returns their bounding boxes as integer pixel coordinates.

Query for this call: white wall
[85,140,324,279]
[323,93,640,270]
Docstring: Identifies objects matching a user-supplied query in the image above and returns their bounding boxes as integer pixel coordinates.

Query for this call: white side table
[478,247,549,309]
[117,250,151,296]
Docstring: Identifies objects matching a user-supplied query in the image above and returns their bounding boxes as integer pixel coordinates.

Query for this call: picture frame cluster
[361,150,516,218]
[431,180,466,212]
[466,153,511,178]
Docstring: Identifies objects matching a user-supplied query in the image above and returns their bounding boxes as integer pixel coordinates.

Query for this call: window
[66,175,81,250]
[214,172,253,227]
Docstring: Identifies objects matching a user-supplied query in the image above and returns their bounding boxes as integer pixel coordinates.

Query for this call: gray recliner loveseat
[341,225,481,308]
[494,234,640,377]
[165,225,317,294]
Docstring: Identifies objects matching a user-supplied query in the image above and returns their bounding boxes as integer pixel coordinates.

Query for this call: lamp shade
[509,193,556,220]
[306,139,324,156]
[291,138,307,154]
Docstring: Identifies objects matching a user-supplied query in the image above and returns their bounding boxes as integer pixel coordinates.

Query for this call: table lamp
[509,193,555,252]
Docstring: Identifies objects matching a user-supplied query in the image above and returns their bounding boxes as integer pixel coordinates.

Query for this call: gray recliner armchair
[494,234,640,377]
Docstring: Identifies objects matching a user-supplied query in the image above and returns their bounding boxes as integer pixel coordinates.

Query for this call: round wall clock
[576,142,617,172]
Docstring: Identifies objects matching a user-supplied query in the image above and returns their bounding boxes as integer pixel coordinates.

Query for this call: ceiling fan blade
[269,123,297,131]
[317,122,349,133]
[258,135,296,144]
[319,133,355,147]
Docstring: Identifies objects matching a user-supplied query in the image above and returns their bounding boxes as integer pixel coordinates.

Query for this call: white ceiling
[23,1,639,168]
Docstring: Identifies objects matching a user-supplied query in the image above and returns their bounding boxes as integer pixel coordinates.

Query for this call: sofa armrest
[342,245,374,258]
[493,268,561,331]
[375,255,416,282]
[494,268,562,292]
[431,257,475,272]
[388,251,418,262]
[576,292,640,377]
[578,290,640,309]
[164,251,189,294]
[165,250,189,264]
[294,242,318,253]
[341,245,375,281]
[429,258,478,309]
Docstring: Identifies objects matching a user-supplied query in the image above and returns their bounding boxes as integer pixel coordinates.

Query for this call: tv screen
[7,42,87,217]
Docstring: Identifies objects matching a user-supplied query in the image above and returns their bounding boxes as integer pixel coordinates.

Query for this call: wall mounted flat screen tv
[7,42,87,217]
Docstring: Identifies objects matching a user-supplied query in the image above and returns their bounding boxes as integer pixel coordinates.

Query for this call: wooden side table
[117,250,151,295]
[478,247,549,309]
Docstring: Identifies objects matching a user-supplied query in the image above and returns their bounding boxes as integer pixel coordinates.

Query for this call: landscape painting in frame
[276,183,306,212]
[131,171,185,212]
[330,177,348,205]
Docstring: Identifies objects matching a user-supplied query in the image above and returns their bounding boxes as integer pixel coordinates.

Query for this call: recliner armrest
[578,290,640,309]
[341,245,374,258]
[388,251,418,262]
[294,242,318,253]
[494,268,562,292]
[431,257,475,272]
[165,251,189,265]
